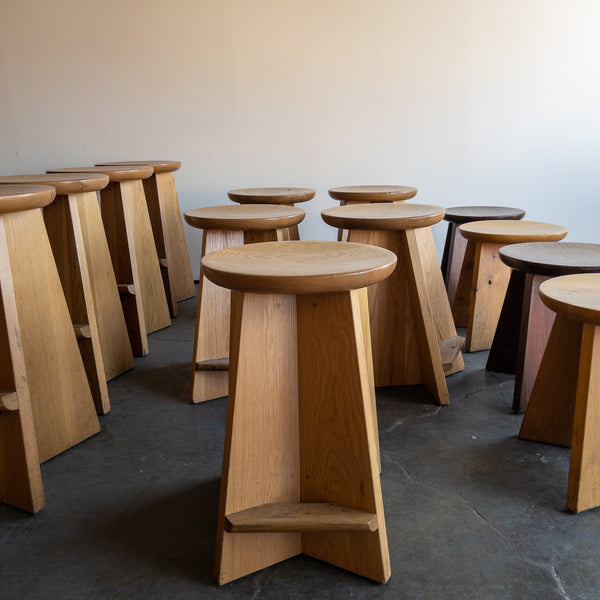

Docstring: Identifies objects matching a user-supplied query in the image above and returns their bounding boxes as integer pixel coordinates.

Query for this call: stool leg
[465,242,511,352]
[0,228,44,514]
[243,229,283,244]
[297,290,390,583]
[214,291,300,584]
[567,323,600,512]
[519,315,581,448]
[452,240,476,328]
[2,209,100,463]
[43,192,110,415]
[191,230,244,403]
[443,223,469,307]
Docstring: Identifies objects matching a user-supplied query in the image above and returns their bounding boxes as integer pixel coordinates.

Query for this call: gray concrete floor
[1,292,599,599]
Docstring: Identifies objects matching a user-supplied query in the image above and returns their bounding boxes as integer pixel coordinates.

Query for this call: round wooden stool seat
[0,173,109,195]
[459,220,568,244]
[540,274,600,326]
[48,165,153,182]
[500,242,600,277]
[444,205,525,224]
[228,187,315,205]
[97,160,181,173]
[0,185,55,213]
[321,203,444,231]
[184,205,305,231]
[328,185,418,203]
[202,240,397,295]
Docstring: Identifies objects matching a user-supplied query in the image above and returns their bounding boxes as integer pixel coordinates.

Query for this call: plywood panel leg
[452,239,476,328]
[214,291,300,585]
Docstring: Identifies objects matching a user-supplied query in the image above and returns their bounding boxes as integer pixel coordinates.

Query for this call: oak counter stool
[519,273,600,513]
[0,173,136,414]
[203,240,395,584]
[0,185,99,477]
[227,187,315,240]
[48,166,171,356]
[441,206,525,306]
[184,204,305,404]
[321,203,464,405]
[97,160,195,317]
[486,242,600,413]
[452,220,568,352]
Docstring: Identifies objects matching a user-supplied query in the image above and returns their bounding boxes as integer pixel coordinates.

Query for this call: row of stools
[0,161,194,515]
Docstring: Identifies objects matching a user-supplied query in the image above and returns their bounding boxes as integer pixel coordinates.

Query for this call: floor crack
[381,406,442,433]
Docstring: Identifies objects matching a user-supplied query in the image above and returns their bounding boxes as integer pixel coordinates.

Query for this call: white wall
[2,0,599,276]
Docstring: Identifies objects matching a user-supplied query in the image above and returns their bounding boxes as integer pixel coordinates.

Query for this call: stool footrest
[440,335,464,370]
[224,502,379,533]
[73,324,92,339]
[0,389,19,412]
[195,358,229,371]
[117,284,136,296]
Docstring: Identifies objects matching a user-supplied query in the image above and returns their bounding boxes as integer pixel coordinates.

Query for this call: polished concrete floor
[2,293,600,599]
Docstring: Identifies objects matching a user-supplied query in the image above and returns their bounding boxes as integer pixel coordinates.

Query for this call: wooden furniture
[441,206,525,305]
[0,173,136,414]
[519,274,600,513]
[328,185,418,242]
[184,205,306,404]
[227,187,315,240]
[48,166,171,356]
[487,242,600,413]
[452,220,568,352]
[203,240,395,585]
[0,185,100,471]
[321,203,464,405]
[97,160,195,317]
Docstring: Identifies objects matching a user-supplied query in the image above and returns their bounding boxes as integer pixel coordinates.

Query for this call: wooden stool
[48,166,171,356]
[321,203,464,405]
[452,220,568,352]
[184,205,306,404]
[227,187,315,240]
[97,160,195,317]
[328,185,418,242]
[487,242,600,413]
[202,240,395,584]
[441,206,525,305]
[0,185,100,469]
[519,274,600,513]
[0,173,136,414]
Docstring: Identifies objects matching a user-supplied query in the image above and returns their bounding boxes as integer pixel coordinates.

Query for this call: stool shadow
[124,362,193,404]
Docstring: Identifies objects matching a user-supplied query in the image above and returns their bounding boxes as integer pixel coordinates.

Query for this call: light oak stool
[452,220,568,352]
[441,206,525,306]
[0,185,100,469]
[97,160,195,317]
[202,240,395,584]
[227,187,315,240]
[0,173,136,414]
[487,242,600,413]
[519,273,600,513]
[184,205,306,404]
[321,203,464,405]
[328,185,418,242]
[48,166,171,356]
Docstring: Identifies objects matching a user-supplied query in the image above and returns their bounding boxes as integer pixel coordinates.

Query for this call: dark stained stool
[487,242,600,413]
[519,273,600,513]
[227,187,315,240]
[184,205,306,404]
[321,203,464,405]
[97,160,196,317]
[441,206,525,306]
[203,240,395,584]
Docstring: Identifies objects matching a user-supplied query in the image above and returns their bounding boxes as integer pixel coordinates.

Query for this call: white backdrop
[2,0,599,276]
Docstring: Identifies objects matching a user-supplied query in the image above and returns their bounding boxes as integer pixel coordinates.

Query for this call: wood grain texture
[191,230,243,403]
[2,206,100,463]
[458,220,567,245]
[539,274,600,326]
[441,222,469,306]
[321,203,444,231]
[0,173,109,195]
[201,241,397,295]
[328,185,417,202]
[443,206,525,224]
[48,165,153,183]
[0,184,55,213]
[228,187,315,204]
[184,205,305,231]
[214,291,301,585]
[0,220,44,513]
